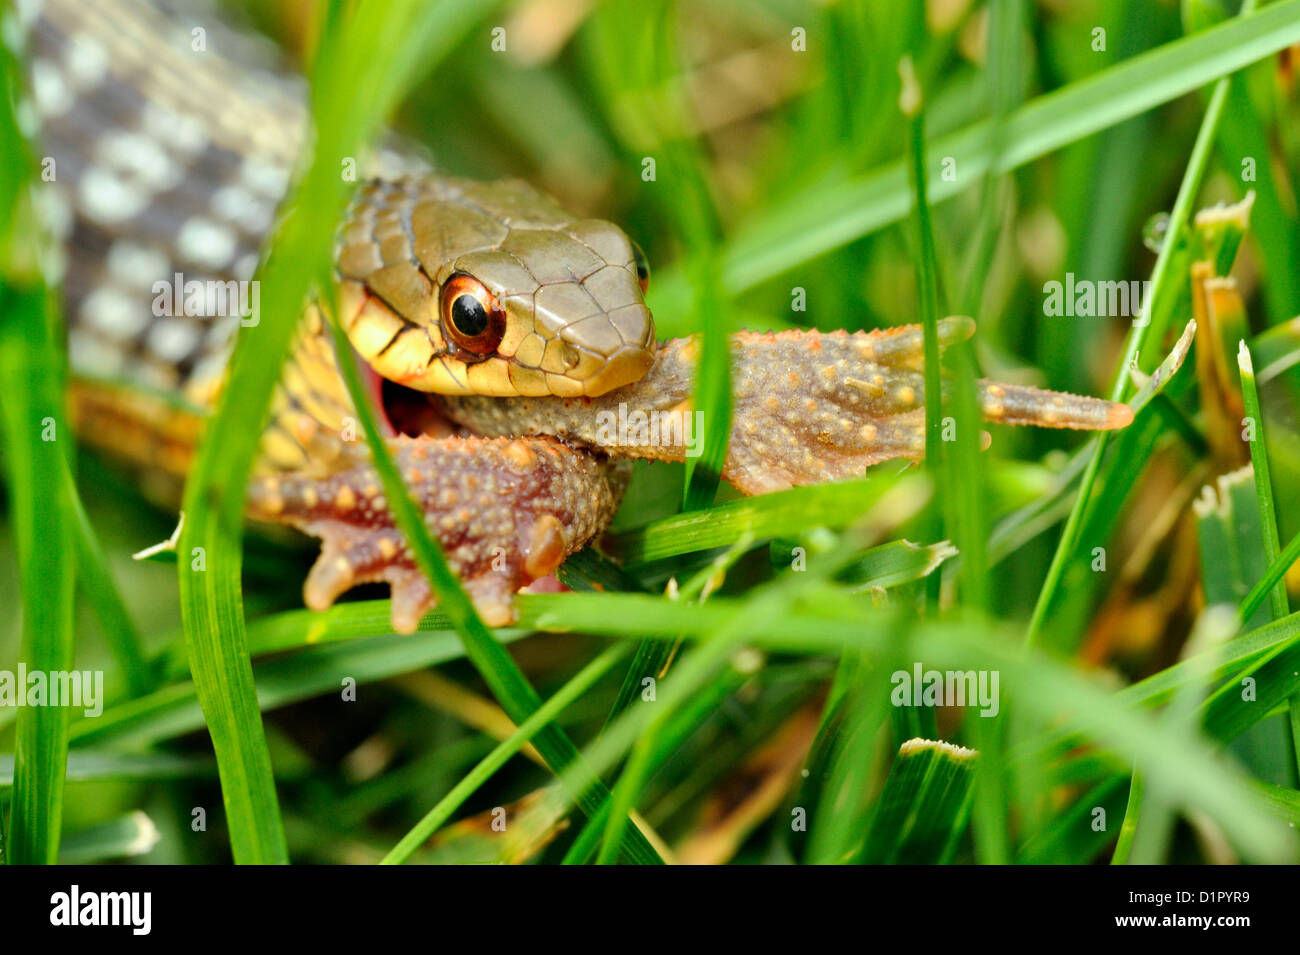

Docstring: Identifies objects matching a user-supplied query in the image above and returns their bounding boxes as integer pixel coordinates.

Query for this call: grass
[0,38,76,865]
[173,0,489,866]
[3,0,1300,865]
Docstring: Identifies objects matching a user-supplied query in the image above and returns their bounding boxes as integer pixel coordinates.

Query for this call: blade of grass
[526,588,1293,860]
[175,1,482,863]
[1237,526,1300,626]
[900,55,946,619]
[381,644,630,864]
[804,648,898,863]
[606,471,926,565]
[859,738,976,864]
[1009,608,1300,769]
[0,751,213,788]
[57,811,160,864]
[565,650,751,864]
[0,286,75,865]
[72,629,532,749]
[831,538,957,592]
[1238,342,1289,621]
[648,0,1300,327]
[1024,1,1248,646]
[1018,776,1129,864]
[592,529,886,863]
[1119,607,1236,864]
[901,58,944,503]
[585,0,729,510]
[1190,0,1300,325]
[0,21,77,866]
[63,467,151,696]
[602,534,752,732]
[325,266,662,865]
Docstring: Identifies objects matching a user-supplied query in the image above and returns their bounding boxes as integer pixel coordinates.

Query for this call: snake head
[336,177,655,399]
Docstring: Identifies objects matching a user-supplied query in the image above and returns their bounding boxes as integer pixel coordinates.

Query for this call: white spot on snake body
[98,130,181,191]
[240,156,289,200]
[107,241,169,287]
[81,286,148,338]
[68,329,124,377]
[211,184,272,233]
[79,166,150,224]
[177,216,237,269]
[141,102,208,155]
[31,58,73,117]
[65,32,109,88]
[148,317,201,363]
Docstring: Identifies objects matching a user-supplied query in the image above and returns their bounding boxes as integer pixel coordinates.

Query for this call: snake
[13,0,1133,632]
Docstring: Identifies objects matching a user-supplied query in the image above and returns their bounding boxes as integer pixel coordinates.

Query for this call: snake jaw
[248,434,625,633]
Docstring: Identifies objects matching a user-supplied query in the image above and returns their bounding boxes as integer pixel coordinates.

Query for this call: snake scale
[11,0,1132,631]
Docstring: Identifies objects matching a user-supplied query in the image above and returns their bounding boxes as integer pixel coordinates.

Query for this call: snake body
[15,0,1133,630]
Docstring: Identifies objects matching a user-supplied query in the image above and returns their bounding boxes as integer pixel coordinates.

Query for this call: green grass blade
[1018,777,1129,864]
[0,751,213,788]
[1237,526,1300,626]
[1247,778,1300,827]
[523,589,1294,861]
[860,738,976,864]
[0,25,76,867]
[584,0,729,510]
[902,60,945,498]
[57,812,160,864]
[324,298,661,865]
[805,650,897,864]
[606,472,925,565]
[1024,4,1244,646]
[73,629,533,749]
[382,644,630,864]
[648,0,1300,326]
[0,287,76,865]
[175,1,469,863]
[64,467,151,696]
[1238,342,1289,621]
[1238,339,1300,776]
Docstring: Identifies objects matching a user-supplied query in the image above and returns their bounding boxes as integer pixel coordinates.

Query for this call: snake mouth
[359,356,451,440]
[380,376,450,438]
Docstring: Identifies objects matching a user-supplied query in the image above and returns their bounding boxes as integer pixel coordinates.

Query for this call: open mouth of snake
[379,376,449,438]
[362,358,452,440]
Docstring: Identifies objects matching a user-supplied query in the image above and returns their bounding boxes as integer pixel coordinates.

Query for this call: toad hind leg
[248,434,626,632]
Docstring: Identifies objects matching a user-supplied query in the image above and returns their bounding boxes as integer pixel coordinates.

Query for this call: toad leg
[440,317,1134,495]
[247,435,626,632]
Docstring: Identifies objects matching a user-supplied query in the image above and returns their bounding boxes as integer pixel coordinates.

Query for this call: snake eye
[631,240,650,294]
[440,272,505,358]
